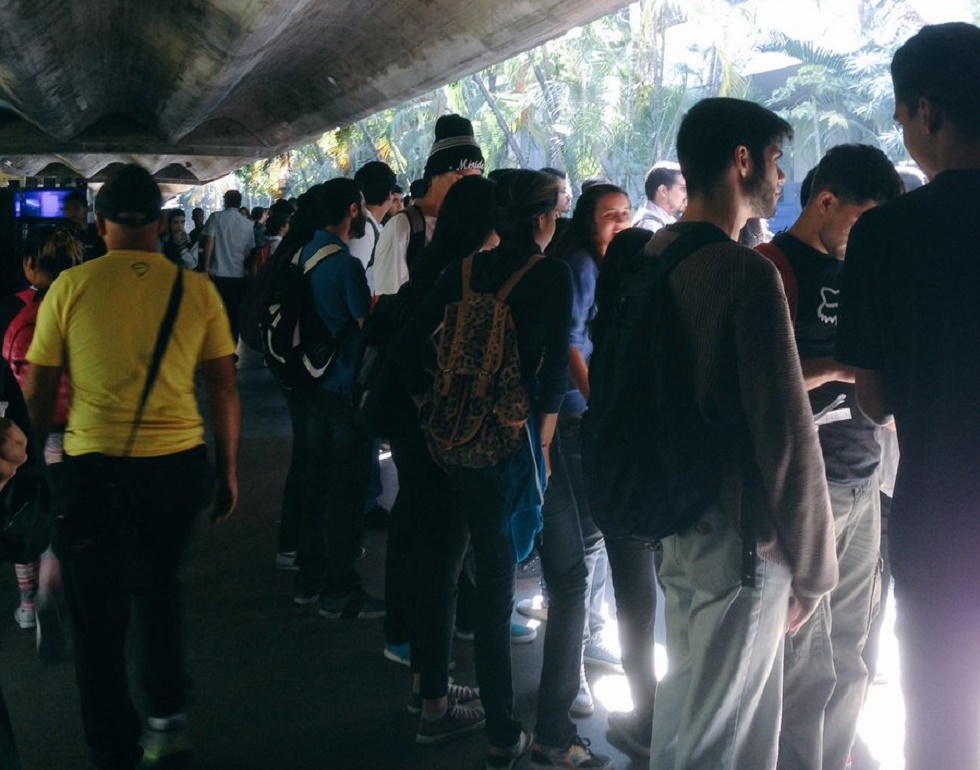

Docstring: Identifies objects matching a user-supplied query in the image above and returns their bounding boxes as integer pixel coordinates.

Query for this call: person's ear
[95,214,108,238]
[734,145,752,179]
[816,190,837,215]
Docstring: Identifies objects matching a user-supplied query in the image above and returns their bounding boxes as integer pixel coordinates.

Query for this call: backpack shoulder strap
[403,204,425,236]
[366,217,381,269]
[496,254,545,302]
[302,243,344,276]
[461,256,475,299]
[655,222,731,275]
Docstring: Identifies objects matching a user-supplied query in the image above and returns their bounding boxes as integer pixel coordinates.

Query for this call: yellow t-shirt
[27,250,236,457]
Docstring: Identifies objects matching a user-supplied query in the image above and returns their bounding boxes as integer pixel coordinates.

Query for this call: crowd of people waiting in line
[0,21,975,770]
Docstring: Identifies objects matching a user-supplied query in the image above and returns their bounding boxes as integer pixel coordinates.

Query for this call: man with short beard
[289,178,385,620]
[642,98,838,770]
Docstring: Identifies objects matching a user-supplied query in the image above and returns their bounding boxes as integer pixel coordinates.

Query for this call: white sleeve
[373,215,410,296]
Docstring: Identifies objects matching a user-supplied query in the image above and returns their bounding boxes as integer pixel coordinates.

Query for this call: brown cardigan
[650,228,838,601]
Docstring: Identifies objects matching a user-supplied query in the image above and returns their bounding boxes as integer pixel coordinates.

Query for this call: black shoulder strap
[124,266,184,457]
[403,205,428,277]
[365,217,381,269]
[655,221,731,275]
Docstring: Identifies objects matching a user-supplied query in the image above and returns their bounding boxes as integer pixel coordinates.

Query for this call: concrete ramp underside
[0,0,630,183]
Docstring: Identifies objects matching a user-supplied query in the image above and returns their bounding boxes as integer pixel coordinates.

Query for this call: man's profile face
[820,199,875,259]
[745,142,785,219]
[388,191,404,215]
[557,177,573,214]
[63,200,88,225]
[349,200,367,240]
[894,99,933,177]
[663,177,688,216]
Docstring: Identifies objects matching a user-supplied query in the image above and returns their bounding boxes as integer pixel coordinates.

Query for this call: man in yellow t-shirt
[24,164,240,770]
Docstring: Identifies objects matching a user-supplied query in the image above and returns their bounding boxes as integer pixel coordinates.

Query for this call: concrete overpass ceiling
[0,0,632,184]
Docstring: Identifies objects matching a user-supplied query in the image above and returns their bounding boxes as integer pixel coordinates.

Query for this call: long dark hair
[552,183,627,264]
[414,175,496,284]
[490,170,558,255]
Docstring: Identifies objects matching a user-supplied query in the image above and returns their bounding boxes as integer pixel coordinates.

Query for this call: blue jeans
[605,537,658,721]
[293,388,371,599]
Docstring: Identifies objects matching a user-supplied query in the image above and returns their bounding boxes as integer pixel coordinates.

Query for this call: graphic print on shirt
[817,287,838,325]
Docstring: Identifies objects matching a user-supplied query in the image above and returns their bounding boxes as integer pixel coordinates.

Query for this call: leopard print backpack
[424,254,543,468]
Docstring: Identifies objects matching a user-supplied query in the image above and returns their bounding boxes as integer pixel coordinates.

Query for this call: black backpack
[352,285,421,437]
[261,242,347,390]
[581,222,735,542]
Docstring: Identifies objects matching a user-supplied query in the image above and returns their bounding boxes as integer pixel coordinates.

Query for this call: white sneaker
[14,606,35,630]
[569,668,593,717]
[516,595,549,623]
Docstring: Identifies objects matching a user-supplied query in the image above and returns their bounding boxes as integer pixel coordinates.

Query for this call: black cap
[94,164,163,226]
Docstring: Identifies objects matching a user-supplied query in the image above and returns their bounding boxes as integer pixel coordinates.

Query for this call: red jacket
[3,288,72,427]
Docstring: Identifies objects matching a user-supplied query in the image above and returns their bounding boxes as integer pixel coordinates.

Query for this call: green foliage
[178,0,958,215]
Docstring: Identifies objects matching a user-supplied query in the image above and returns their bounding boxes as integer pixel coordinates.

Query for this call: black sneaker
[530,735,614,769]
[415,701,486,744]
[607,710,651,758]
[318,588,386,620]
[142,713,190,764]
[408,679,480,714]
[487,729,531,770]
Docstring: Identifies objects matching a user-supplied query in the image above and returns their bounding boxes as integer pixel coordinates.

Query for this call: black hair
[224,190,243,208]
[166,208,186,224]
[354,161,398,206]
[799,166,817,207]
[591,227,654,338]
[264,184,326,267]
[415,176,496,283]
[553,183,628,264]
[269,198,295,217]
[192,207,204,217]
[409,178,428,199]
[808,144,903,206]
[539,166,567,180]
[580,178,608,193]
[250,206,266,222]
[892,23,980,140]
[392,184,404,195]
[317,178,363,228]
[63,191,87,208]
[265,213,289,237]
[491,170,558,253]
[644,163,682,202]
[24,225,83,279]
[676,98,793,198]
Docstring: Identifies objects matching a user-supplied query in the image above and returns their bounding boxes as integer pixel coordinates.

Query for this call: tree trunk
[472,71,526,167]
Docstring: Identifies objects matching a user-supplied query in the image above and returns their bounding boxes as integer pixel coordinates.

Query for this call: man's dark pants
[212,276,247,344]
[55,447,213,770]
[293,388,371,600]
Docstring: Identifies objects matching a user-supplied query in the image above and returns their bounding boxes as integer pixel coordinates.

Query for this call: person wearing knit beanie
[423,114,486,179]
[373,113,484,297]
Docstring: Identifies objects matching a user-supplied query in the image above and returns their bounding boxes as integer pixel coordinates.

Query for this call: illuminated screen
[13,189,81,219]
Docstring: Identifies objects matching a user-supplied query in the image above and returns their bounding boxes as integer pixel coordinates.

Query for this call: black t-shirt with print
[772,232,879,487]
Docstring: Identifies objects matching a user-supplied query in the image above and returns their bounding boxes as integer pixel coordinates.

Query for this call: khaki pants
[650,506,792,770]
[778,478,881,770]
